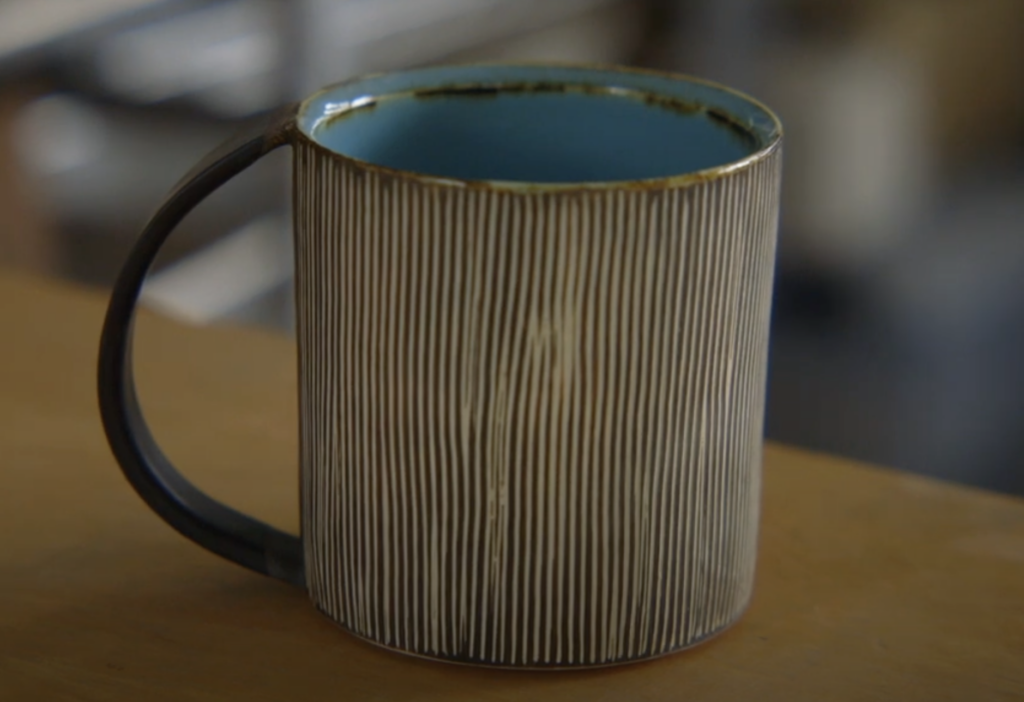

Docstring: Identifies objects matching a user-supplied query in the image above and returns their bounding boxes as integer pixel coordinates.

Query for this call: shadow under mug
[98,63,783,669]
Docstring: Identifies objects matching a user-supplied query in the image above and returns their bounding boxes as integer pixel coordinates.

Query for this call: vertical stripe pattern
[293,139,782,667]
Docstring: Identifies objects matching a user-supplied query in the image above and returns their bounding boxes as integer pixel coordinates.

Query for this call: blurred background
[0,0,1022,495]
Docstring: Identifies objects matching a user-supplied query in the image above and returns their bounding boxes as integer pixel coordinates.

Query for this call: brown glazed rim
[293,61,783,193]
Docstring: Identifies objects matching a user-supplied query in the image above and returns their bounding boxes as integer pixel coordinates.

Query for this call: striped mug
[98,64,782,668]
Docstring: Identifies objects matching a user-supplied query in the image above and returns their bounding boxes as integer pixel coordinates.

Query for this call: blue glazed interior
[299,65,780,185]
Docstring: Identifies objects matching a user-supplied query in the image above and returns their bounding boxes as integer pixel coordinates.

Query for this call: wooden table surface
[1,270,1022,701]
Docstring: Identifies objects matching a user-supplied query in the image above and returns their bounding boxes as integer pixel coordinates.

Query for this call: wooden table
[1,270,1022,701]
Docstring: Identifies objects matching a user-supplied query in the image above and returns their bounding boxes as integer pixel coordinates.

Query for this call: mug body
[291,64,782,668]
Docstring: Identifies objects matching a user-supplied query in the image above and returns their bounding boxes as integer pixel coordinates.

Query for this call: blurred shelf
[0,0,184,71]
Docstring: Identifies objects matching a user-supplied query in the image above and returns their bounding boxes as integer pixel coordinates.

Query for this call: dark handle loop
[98,105,304,587]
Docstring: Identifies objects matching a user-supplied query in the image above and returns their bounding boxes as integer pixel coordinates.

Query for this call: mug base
[311,601,746,670]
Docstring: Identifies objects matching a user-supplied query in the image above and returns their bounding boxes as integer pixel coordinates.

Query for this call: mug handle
[97,105,305,587]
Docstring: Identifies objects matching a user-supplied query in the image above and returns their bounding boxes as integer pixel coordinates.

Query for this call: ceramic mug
[98,64,782,668]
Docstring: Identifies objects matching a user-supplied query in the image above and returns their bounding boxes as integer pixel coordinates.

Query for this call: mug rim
[294,62,783,192]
